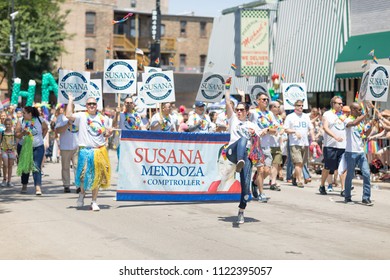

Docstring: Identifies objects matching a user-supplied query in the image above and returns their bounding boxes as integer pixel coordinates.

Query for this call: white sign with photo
[58,70,90,104]
[282,83,308,110]
[103,59,137,94]
[141,70,175,103]
[196,72,229,103]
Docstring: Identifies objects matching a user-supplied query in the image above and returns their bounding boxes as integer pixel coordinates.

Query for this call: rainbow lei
[24,118,35,136]
[348,115,365,139]
[67,124,79,133]
[161,115,171,131]
[332,109,346,121]
[86,112,105,136]
[256,109,273,128]
[124,111,141,130]
[193,115,208,129]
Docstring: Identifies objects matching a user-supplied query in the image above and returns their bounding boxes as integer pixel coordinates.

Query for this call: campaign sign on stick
[365,64,390,102]
[103,59,137,94]
[137,82,156,108]
[117,130,241,201]
[282,83,308,110]
[196,72,229,103]
[359,71,369,101]
[74,79,103,111]
[141,71,175,103]
[58,70,90,104]
[144,66,162,73]
[247,83,268,106]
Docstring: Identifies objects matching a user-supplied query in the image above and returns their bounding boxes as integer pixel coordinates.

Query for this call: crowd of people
[1,85,389,219]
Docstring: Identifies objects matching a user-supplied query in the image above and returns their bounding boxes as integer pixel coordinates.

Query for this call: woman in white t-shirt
[15,106,48,195]
[221,82,262,224]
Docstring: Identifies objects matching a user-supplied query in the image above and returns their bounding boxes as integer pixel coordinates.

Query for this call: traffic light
[20,41,30,59]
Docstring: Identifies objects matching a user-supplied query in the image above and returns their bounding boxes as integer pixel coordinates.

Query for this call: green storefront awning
[337,31,390,63]
[335,72,364,79]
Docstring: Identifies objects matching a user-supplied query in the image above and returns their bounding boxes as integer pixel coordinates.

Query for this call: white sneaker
[7,182,14,187]
[237,211,245,224]
[77,193,85,207]
[91,202,100,211]
[258,193,270,203]
[236,160,245,172]
[1,181,6,187]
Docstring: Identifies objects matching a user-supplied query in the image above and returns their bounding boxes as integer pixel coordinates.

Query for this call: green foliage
[0,0,70,94]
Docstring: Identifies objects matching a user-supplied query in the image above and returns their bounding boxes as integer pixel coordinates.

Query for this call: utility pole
[11,0,16,80]
[150,0,161,67]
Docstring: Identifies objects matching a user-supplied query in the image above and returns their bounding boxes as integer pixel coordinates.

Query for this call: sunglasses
[124,102,133,105]
[334,102,343,105]
[236,108,246,112]
[87,102,97,106]
[259,98,269,101]
[295,105,303,107]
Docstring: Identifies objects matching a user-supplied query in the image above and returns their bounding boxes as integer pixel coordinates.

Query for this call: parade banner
[247,83,268,106]
[144,66,162,73]
[74,79,103,111]
[235,9,269,76]
[196,72,229,103]
[282,83,308,110]
[103,59,137,94]
[117,131,241,201]
[58,70,90,104]
[365,64,390,102]
[141,70,175,103]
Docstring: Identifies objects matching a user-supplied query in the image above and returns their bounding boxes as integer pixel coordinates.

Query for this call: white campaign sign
[137,82,156,108]
[359,71,369,101]
[141,70,175,103]
[365,64,390,102]
[144,66,162,73]
[247,83,268,106]
[58,70,90,105]
[196,72,229,103]
[74,79,103,111]
[103,59,137,94]
[282,83,308,110]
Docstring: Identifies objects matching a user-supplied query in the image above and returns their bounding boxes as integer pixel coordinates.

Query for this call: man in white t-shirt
[284,100,317,188]
[343,102,374,206]
[187,101,211,133]
[319,96,347,195]
[55,104,79,193]
[66,94,113,211]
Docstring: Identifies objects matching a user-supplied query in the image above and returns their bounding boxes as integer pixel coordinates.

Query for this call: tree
[0,0,70,98]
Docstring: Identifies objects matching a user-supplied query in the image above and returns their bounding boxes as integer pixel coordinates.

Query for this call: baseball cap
[195,101,206,107]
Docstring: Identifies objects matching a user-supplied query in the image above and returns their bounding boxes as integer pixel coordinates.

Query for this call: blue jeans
[226,137,252,209]
[344,152,371,201]
[17,144,44,187]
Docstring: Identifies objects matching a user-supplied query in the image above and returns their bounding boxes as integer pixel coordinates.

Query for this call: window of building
[161,24,165,37]
[200,22,207,37]
[85,48,96,70]
[200,55,206,72]
[180,21,187,36]
[85,12,96,35]
[131,0,137,8]
[179,54,186,71]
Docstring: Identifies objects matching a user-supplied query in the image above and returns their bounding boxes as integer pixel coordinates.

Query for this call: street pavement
[1,149,390,260]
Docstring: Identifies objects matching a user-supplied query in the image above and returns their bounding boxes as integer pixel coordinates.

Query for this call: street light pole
[150,0,161,67]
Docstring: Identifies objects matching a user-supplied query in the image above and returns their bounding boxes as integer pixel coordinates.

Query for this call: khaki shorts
[271,147,282,165]
[255,147,273,168]
[290,145,309,165]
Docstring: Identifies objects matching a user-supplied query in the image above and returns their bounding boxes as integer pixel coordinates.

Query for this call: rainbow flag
[112,13,133,24]
[155,57,160,65]
[361,60,367,68]
[231,63,237,71]
[354,91,359,102]
[368,49,375,56]
[373,56,378,64]
[281,73,285,81]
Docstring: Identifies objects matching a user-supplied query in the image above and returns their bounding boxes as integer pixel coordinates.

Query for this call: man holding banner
[187,101,212,133]
[150,102,177,132]
[66,94,113,211]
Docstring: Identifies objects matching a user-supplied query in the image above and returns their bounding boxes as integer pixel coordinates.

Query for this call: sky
[168,0,248,17]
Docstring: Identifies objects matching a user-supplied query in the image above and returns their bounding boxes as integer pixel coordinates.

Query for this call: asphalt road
[1,150,390,260]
